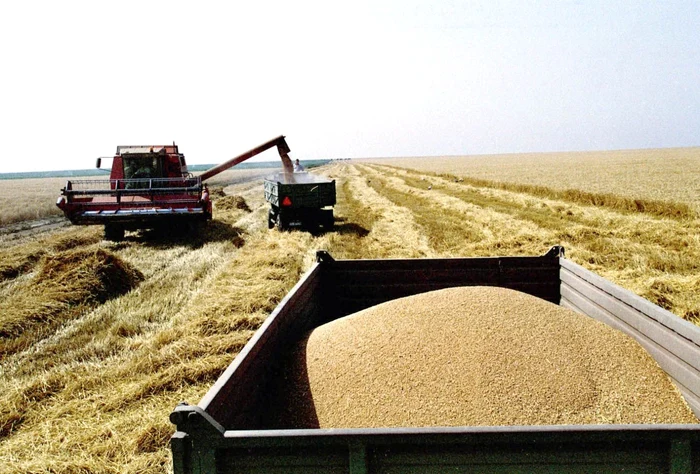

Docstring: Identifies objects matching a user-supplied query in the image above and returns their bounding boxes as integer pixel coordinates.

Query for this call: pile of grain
[274,286,697,428]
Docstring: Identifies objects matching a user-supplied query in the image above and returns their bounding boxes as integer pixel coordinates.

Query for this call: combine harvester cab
[57,136,294,241]
[57,144,208,241]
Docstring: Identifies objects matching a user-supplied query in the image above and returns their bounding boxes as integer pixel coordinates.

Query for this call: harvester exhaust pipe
[199,135,294,182]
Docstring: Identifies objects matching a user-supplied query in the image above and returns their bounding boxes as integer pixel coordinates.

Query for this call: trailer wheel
[104,224,125,242]
[322,209,334,230]
[308,215,320,233]
[277,209,288,231]
[268,208,276,229]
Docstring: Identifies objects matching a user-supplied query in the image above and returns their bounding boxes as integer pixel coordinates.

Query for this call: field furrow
[360,164,552,256]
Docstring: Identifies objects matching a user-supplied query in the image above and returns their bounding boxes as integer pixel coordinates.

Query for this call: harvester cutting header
[57,136,294,240]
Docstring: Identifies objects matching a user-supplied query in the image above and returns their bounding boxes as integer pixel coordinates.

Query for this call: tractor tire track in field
[325,164,433,259]
[0,216,70,242]
[359,164,556,256]
[380,165,699,276]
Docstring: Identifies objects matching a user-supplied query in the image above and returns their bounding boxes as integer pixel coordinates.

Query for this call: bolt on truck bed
[170,247,700,473]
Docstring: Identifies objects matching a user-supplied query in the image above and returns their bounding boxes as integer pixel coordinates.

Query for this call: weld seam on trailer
[670,438,692,474]
[349,442,368,474]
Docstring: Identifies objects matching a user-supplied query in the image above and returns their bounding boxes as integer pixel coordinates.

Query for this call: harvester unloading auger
[57,135,294,241]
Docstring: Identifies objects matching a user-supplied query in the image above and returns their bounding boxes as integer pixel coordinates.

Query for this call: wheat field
[0,177,70,226]
[363,147,700,211]
[0,149,699,473]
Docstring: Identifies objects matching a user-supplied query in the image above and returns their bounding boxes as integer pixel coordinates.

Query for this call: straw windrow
[0,248,143,355]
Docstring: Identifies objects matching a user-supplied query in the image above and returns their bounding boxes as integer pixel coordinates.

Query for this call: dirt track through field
[1,162,699,473]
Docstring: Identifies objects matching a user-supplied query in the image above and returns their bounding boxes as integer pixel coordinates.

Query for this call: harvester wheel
[187,221,203,234]
[104,224,125,242]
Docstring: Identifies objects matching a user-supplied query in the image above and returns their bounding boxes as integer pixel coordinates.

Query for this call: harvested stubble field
[364,147,700,212]
[0,149,699,473]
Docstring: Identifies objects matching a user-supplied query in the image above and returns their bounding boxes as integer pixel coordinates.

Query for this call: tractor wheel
[104,224,125,242]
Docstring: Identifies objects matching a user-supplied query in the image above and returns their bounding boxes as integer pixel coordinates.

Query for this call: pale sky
[1,0,698,173]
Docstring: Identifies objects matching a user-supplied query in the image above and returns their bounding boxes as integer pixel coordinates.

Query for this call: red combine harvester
[57,136,293,241]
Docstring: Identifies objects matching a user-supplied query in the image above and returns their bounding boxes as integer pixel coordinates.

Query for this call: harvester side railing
[61,178,203,197]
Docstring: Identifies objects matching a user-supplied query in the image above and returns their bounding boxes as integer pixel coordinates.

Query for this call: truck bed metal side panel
[194,252,560,430]
[320,254,560,323]
[264,177,336,208]
[204,425,698,474]
[197,262,325,428]
[560,258,700,418]
[171,250,700,474]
